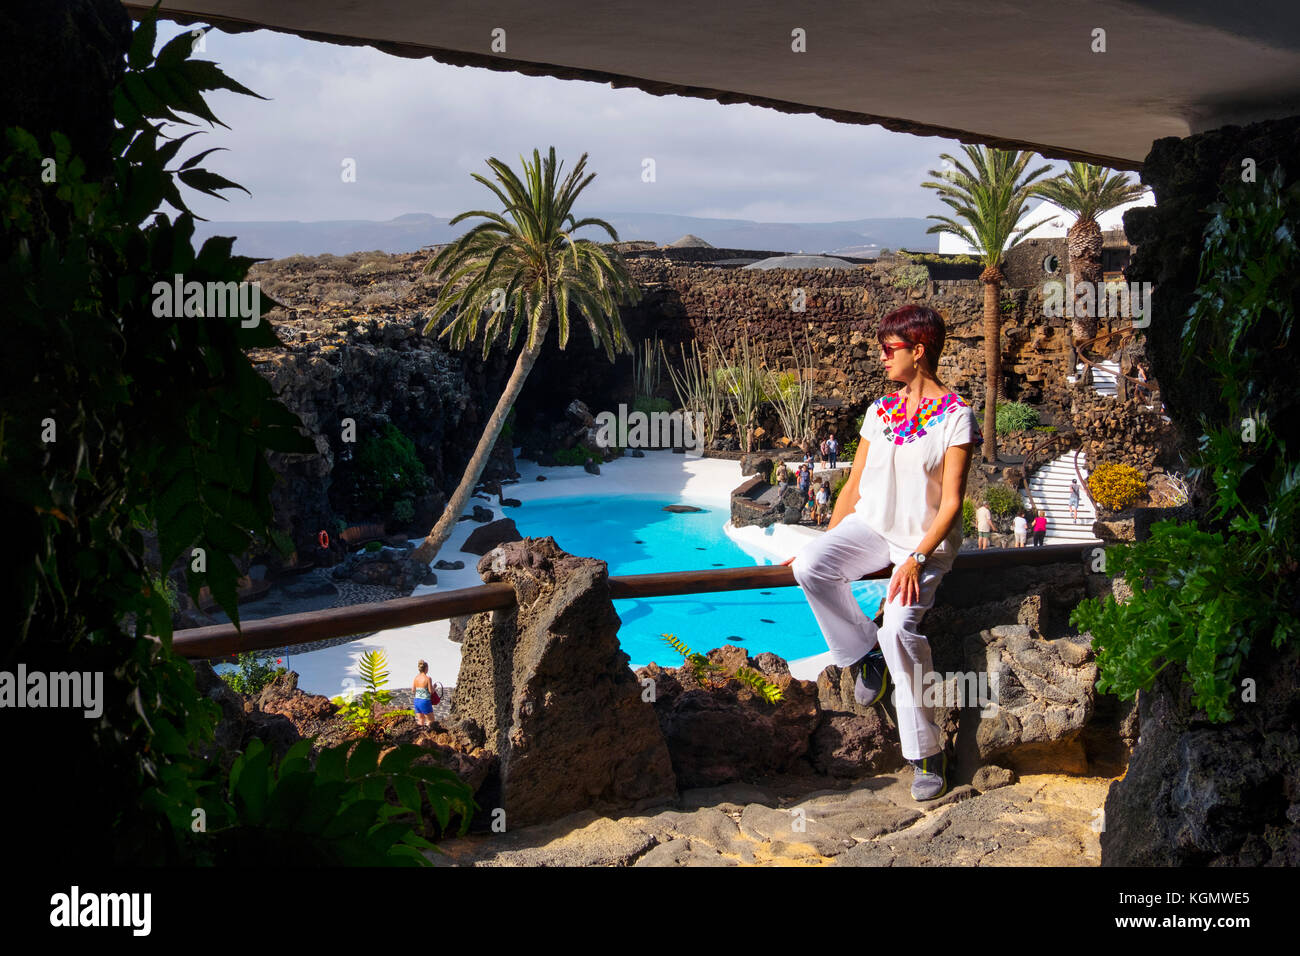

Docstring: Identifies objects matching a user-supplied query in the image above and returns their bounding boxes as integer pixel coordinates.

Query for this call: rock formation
[449,537,678,827]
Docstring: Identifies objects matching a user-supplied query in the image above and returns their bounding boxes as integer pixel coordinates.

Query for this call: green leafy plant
[551,445,597,466]
[659,634,785,702]
[962,497,977,537]
[222,652,287,696]
[632,395,673,415]
[841,436,859,459]
[1070,166,1299,724]
[332,650,413,738]
[195,737,476,865]
[392,497,416,526]
[1,4,319,863]
[983,483,1020,517]
[889,262,930,291]
[353,422,428,511]
[995,400,1040,434]
[897,250,981,265]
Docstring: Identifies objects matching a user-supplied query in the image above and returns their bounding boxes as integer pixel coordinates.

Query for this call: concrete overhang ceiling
[123,0,1300,170]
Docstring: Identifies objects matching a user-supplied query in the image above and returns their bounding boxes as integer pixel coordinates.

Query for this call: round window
[1042,254,1060,275]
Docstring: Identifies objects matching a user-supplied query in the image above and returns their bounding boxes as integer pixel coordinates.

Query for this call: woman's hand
[888,556,921,607]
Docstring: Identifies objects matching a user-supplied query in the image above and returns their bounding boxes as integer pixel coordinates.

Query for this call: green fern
[332,649,412,737]
[359,650,390,694]
[733,666,785,703]
[659,634,784,701]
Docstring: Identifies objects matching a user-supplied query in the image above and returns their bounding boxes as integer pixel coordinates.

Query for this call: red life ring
[318,530,330,549]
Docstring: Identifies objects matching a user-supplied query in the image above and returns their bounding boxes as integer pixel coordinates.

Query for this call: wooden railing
[1019,428,1075,514]
[172,543,1094,659]
[1075,326,1157,405]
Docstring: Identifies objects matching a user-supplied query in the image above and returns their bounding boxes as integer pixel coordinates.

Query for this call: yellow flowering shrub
[1087,462,1147,511]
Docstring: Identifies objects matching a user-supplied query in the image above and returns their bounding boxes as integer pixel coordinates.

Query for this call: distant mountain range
[192,211,938,260]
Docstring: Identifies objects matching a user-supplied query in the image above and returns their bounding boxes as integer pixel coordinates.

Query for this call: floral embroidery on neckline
[876,391,961,445]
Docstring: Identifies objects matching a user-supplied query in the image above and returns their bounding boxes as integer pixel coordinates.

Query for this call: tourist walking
[815,480,830,526]
[782,305,981,801]
[1068,479,1081,522]
[797,463,810,498]
[776,463,790,497]
[411,660,440,728]
[827,433,840,469]
[1013,511,1027,548]
[976,501,994,549]
[1032,510,1047,546]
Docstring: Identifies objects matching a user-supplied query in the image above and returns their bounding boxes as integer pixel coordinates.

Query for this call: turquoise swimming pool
[510,494,886,669]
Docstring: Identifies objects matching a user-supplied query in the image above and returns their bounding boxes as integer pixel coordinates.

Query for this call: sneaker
[909,751,948,801]
[849,648,888,706]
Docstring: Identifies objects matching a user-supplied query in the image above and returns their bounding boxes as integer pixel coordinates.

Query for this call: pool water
[510,494,886,669]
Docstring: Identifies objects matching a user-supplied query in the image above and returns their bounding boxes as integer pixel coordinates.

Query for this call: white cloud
[153,22,1134,231]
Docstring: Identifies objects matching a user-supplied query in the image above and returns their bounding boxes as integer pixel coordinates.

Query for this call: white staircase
[1066,360,1120,398]
[1022,449,1100,544]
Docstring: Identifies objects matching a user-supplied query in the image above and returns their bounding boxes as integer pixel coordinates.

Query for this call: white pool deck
[288,450,840,698]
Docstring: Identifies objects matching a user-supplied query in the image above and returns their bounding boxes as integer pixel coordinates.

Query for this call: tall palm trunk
[981,266,1003,463]
[1067,216,1104,385]
[410,307,552,565]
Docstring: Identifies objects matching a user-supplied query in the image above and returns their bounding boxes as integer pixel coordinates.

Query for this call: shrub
[1087,463,1146,511]
[392,498,415,526]
[551,446,595,466]
[354,422,428,509]
[995,401,1040,434]
[841,436,859,459]
[831,475,848,502]
[889,262,929,291]
[632,395,673,415]
[983,483,1020,517]
[962,498,976,537]
[222,652,287,696]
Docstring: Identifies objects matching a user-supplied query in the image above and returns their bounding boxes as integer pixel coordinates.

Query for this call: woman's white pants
[791,510,945,761]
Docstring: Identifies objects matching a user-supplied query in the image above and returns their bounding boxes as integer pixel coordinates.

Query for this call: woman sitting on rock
[783,305,981,801]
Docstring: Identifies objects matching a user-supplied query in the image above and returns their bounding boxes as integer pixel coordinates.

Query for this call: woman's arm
[911,442,972,558]
[888,441,973,605]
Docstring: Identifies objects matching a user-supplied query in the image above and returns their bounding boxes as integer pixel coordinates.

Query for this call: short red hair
[877,305,946,374]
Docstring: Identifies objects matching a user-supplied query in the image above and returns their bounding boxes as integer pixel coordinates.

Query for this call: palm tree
[922,145,1054,462]
[1032,162,1148,358]
[409,147,640,564]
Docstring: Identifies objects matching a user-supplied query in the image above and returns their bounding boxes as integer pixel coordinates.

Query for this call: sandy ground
[291,450,843,697]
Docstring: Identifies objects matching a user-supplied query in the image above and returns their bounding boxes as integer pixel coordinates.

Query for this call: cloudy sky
[155,21,1150,242]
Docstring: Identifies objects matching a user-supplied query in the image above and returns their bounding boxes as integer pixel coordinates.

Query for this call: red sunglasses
[879,340,914,358]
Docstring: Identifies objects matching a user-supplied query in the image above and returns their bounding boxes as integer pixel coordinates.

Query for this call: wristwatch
[909,551,927,566]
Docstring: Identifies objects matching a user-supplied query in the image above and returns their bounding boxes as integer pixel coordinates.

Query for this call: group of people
[974,478,1083,549]
[979,505,1047,548]
[776,461,834,526]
